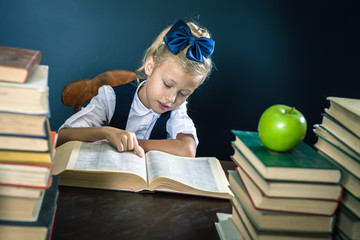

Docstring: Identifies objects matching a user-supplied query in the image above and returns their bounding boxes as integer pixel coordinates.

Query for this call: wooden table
[51,161,236,240]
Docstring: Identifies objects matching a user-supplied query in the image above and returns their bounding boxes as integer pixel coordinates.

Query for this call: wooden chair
[61,70,137,113]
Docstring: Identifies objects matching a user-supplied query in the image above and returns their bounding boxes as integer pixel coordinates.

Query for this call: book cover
[231,144,342,200]
[326,96,360,138]
[0,65,49,115]
[0,46,41,83]
[0,175,59,240]
[228,170,335,233]
[231,130,341,183]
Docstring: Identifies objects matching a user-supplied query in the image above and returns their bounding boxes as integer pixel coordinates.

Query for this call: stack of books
[313,96,360,240]
[216,130,343,240]
[0,45,59,240]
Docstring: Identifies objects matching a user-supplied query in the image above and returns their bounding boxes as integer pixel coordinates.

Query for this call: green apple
[258,104,307,152]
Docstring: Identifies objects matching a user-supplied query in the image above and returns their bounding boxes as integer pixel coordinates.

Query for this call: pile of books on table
[313,96,360,240]
[216,130,343,240]
[0,45,59,240]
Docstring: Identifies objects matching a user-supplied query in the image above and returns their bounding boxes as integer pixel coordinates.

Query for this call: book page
[146,151,228,192]
[66,141,147,180]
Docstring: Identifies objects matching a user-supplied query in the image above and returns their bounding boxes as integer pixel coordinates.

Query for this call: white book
[0,65,49,115]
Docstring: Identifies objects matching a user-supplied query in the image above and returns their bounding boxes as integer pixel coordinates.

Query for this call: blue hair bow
[164,20,215,63]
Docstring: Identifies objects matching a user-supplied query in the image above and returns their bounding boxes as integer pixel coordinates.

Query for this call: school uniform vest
[108,80,171,139]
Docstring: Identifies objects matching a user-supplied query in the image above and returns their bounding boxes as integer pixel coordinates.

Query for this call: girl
[56,20,215,158]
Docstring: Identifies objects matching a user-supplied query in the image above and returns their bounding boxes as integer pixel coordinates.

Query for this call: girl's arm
[56,127,143,157]
[138,133,196,158]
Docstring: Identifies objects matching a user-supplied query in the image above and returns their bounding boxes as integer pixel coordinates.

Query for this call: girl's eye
[179,92,189,98]
[163,82,171,88]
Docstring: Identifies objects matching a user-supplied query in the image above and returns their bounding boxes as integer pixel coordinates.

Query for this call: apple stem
[289,107,295,114]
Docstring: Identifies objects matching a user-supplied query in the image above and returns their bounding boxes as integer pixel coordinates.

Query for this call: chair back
[61,70,137,113]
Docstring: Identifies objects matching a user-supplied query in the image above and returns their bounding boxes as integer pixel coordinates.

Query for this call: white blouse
[58,81,199,146]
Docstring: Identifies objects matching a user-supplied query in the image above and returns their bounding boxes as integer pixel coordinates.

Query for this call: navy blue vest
[108,80,171,139]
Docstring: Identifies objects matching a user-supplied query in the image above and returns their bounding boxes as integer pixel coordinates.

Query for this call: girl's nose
[165,92,177,103]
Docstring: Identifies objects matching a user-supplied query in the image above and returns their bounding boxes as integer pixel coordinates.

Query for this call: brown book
[0,46,41,83]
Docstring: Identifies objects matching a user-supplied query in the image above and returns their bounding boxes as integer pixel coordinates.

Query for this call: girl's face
[138,57,203,114]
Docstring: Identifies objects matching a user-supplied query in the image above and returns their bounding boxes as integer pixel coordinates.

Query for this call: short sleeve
[166,102,199,146]
[58,85,116,131]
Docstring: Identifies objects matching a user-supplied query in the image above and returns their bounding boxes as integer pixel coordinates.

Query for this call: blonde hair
[136,21,213,84]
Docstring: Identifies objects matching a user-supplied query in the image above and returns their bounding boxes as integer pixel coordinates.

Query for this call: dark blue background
[1,0,359,160]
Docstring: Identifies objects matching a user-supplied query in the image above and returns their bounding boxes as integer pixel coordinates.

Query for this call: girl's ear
[144,56,154,76]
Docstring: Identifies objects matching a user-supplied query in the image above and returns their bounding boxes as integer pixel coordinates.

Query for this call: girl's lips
[158,101,169,111]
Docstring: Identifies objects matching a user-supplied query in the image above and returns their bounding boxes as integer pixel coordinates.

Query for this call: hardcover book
[313,124,360,161]
[320,113,360,155]
[0,175,59,240]
[231,143,342,200]
[215,213,243,240]
[0,111,47,136]
[0,184,44,199]
[0,189,45,221]
[317,150,360,199]
[340,188,360,218]
[325,96,360,138]
[335,204,360,240]
[314,134,359,179]
[228,170,335,233]
[0,150,52,165]
[0,162,53,188]
[230,197,332,240]
[0,45,41,83]
[234,167,339,216]
[54,140,233,199]
[0,119,52,152]
[231,130,341,183]
[0,65,49,115]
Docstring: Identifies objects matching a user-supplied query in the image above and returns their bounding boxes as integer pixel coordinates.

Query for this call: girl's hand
[104,127,143,158]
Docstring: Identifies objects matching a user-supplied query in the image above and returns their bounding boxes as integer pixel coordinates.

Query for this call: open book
[53,140,233,199]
